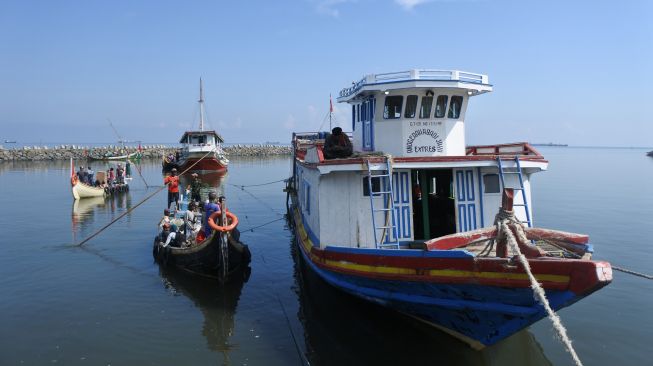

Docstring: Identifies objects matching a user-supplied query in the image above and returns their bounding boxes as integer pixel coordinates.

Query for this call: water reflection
[289,234,552,366]
[158,266,251,362]
[71,191,132,241]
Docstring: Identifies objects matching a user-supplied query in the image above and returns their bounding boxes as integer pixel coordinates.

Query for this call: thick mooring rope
[612,266,653,280]
[498,217,583,366]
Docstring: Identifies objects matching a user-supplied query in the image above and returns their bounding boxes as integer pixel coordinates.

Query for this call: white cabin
[292,69,547,250]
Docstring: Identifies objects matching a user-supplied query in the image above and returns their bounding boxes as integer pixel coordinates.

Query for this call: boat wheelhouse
[164,79,229,174]
[288,69,611,348]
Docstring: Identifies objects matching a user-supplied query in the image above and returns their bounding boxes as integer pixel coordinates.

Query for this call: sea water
[0,147,651,366]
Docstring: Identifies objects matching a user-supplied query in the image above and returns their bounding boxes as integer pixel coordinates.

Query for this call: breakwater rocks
[0,144,292,161]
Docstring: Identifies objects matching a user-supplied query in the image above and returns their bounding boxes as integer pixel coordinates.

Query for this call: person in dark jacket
[323,127,353,159]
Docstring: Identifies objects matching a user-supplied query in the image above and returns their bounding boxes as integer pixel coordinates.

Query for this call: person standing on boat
[202,191,221,237]
[86,166,94,185]
[116,164,125,184]
[324,127,353,159]
[108,168,115,185]
[125,161,131,178]
[187,173,202,203]
[184,201,201,241]
[164,168,180,211]
[77,166,87,184]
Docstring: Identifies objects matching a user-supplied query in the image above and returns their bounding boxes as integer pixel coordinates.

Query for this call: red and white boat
[164,79,229,174]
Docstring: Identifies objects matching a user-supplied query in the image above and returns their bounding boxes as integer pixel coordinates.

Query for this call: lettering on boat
[405,127,444,154]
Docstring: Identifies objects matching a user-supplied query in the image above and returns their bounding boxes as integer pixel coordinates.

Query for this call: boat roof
[337,69,493,103]
[179,130,224,143]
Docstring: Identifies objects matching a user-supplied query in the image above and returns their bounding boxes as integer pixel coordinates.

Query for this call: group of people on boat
[75,162,131,190]
[158,169,234,249]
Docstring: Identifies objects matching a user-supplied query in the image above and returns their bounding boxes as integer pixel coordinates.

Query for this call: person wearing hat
[164,168,180,211]
[202,191,221,237]
[324,126,353,159]
[186,173,203,203]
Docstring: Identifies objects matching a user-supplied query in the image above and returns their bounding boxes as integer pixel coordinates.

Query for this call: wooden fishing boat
[162,79,229,174]
[287,69,612,349]
[70,158,129,200]
[152,210,251,281]
[88,151,140,161]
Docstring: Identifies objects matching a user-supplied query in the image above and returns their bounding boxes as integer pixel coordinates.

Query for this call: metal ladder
[365,158,399,249]
[496,156,532,227]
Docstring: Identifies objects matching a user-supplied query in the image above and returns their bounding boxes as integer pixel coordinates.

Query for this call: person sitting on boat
[323,127,353,159]
[158,223,184,248]
[183,201,201,242]
[202,191,221,237]
[187,173,202,203]
[116,164,125,184]
[164,168,180,211]
[159,209,179,232]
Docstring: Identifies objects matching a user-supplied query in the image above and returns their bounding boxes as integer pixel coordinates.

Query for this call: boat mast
[199,78,205,132]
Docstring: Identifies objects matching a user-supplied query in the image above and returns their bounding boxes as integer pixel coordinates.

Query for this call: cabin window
[448,96,463,119]
[404,95,418,118]
[352,105,356,130]
[419,96,433,119]
[362,176,382,196]
[383,96,403,119]
[483,174,500,193]
[435,95,448,118]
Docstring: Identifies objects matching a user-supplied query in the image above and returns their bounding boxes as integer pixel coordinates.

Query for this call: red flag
[330,94,333,113]
[70,158,75,178]
[138,143,142,152]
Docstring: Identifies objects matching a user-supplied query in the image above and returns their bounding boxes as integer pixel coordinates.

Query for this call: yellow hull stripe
[293,207,569,284]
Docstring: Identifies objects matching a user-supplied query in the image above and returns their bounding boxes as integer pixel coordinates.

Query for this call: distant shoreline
[0,144,292,161]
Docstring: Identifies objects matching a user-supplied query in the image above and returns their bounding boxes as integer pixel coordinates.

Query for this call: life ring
[208,210,239,232]
[71,175,78,185]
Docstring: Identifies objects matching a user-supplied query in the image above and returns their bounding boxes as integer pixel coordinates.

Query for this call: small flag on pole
[330,94,333,113]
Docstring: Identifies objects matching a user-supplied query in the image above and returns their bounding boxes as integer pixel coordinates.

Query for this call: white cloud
[394,0,431,10]
[314,0,354,18]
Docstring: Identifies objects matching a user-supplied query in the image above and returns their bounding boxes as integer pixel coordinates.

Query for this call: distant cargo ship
[4,140,16,143]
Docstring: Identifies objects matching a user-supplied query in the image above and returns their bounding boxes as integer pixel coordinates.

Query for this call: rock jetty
[0,144,291,161]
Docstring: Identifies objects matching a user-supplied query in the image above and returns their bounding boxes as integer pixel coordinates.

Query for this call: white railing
[339,69,489,98]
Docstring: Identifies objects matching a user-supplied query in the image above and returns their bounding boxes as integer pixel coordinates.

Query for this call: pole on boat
[219,198,229,283]
[198,78,205,132]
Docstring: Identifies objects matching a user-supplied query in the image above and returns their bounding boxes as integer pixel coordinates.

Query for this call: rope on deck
[74,148,216,247]
[612,266,653,280]
[498,217,583,366]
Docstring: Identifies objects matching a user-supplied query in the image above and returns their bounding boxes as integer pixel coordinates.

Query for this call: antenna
[198,78,205,131]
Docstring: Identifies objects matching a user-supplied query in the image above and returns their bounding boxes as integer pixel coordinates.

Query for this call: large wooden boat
[153,210,250,281]
[163,79,229,173]
[287,69,612,349]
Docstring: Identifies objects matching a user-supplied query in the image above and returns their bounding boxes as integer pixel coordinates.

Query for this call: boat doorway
[411,169,456,241]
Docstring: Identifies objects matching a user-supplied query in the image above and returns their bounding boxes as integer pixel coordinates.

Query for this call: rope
[74,148,216,247]
[612,266,653,280]
[239,217,285,233]
[497,216,583,366]
[259,254,310,366]
[228,178,287,188]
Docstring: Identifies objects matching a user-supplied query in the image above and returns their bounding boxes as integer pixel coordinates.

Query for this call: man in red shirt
[164,168,180,211]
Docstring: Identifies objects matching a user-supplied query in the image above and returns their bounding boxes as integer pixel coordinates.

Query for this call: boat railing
[466,142,543,157]
[292,131,353,147]
[339,69,490,98]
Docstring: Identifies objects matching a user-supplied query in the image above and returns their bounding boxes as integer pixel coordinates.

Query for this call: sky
[0,0,651,146]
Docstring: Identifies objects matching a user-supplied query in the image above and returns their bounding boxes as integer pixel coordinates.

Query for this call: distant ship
[531,143,568,147]
[647,150,653,157]
[4,140,16,143]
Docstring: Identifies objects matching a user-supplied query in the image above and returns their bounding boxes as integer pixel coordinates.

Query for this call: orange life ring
[208,210,239,232]
[71,175,78,186]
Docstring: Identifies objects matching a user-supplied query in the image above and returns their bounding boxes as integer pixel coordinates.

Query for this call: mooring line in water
[74,148,216,247]
[612,266,653,280]
[239,217,285,233]
[500,218,583,366]
[260,254,310,366]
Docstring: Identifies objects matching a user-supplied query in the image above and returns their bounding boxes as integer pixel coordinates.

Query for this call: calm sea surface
[1,147,652,366]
